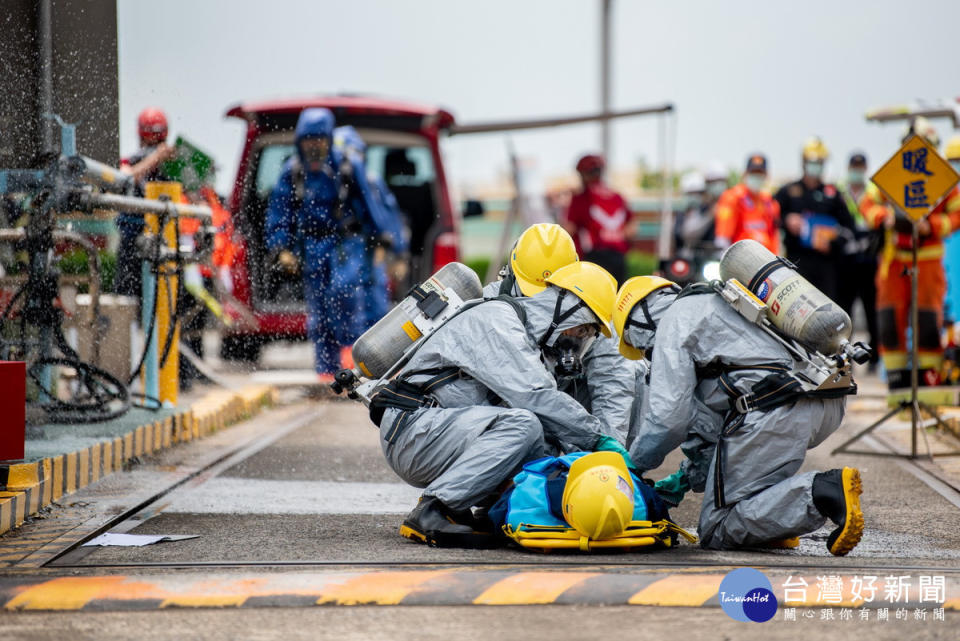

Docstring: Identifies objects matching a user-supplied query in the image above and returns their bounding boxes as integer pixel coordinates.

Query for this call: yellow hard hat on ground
[946,135,960,161]
[511,223,579,296]
[612,276,677,360]
[545,261,617,338]
[802,137,830,161]
[562,451,635,540]
[903,116,940,148]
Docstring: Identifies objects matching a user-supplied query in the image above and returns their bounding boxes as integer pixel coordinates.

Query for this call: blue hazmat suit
[333,126,409,329]
[624,288,845,549]
[265,109,384,374]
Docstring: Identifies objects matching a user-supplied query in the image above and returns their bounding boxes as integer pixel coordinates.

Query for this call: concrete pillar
[0,0,118,168]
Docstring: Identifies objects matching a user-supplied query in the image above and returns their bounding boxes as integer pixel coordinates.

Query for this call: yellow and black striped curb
[0,386,278,537]
[1,570,959,611]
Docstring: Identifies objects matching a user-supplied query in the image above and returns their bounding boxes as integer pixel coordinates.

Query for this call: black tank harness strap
[705,361,853,509]
[745,256,797,293]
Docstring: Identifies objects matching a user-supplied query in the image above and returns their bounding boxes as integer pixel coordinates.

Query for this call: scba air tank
[719,239,851,354]
[351,262,483,379]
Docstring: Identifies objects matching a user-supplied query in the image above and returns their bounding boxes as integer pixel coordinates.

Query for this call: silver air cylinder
[351,262,483,379]
[719,239,851,354]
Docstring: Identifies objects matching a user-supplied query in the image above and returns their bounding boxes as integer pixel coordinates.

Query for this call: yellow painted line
[134,426,144,456]
[51,456,63,500]
[473,572,599,605]
[78,448,89,489]
[90,444,100,483]
[27,484,38,514]
[5,463,39,490]
[41,459,51,505]
[0,492,27,527]
[65,452,77,495]
[114,437,123,470]
[0,498,11,531]
[160,594,248,608]
[5,576,130,610]
[316,571,449,605]
[628,575,723,606]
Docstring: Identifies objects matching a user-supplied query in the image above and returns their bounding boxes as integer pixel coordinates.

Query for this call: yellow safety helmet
[544,261,617,338]
[562,451,635,541]
[510,223,579,296]
[903,116,940,148]
[946,135,960,161]
[802,137,830,162]
[611,276,677,360]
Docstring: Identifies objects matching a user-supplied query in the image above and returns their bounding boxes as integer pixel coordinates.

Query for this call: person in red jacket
[714,154,781,254]
[861,118,960,390]
[562,154,634,284]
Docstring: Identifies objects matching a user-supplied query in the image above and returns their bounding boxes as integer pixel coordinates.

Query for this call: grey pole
[601,0,612,158]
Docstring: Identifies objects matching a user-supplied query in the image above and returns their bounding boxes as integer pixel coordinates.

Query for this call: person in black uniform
[836,152,880,370]
[775,137,857,302]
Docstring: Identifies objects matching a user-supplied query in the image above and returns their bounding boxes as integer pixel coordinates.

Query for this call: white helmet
[704,161,727,183]
[681,171,706,194]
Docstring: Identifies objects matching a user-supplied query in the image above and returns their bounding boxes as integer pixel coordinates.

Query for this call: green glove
[654,468,691,507]
[594,435,638,472]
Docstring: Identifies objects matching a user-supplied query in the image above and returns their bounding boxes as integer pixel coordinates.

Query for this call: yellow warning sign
[871,134,960,221]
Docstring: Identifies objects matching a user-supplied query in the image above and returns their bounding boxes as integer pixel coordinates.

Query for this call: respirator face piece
[542,324,599,381]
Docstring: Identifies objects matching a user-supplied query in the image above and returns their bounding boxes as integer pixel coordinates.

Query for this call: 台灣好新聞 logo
[718,568,778,622]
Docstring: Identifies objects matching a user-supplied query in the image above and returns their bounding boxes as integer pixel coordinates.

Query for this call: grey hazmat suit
[626,288,845,549]
[483,277,638,444]
[379,287,611,511]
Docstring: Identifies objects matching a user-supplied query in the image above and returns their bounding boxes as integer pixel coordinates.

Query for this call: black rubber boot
[812,467,864,557]
[399,496,498,549]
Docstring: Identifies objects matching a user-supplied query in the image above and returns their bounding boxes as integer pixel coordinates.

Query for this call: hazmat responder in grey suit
[611,275,864,556]
[370,262,631,548]
[482,223,638,445]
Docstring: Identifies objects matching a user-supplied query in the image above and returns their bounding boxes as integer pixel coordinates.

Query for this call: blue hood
[295,108,335,143]
[334,125,366,154]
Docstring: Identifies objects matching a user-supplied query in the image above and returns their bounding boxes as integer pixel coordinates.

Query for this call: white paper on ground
[82,533,199,547]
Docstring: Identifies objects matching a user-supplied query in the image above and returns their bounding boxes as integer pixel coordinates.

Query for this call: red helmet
[137,107,168,143]
[576,154,605,174]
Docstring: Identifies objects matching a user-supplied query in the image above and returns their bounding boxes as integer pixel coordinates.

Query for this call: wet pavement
[3,340,960,638]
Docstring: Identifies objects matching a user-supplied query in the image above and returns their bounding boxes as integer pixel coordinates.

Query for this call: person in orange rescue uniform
[860,117,960,390]
[714,154,781,254]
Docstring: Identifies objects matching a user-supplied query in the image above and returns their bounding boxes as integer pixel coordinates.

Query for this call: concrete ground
[3,339,960,639]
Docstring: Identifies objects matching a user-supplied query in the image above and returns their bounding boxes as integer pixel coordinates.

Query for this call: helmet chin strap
[625,285,681,332]
[538,289,587,350]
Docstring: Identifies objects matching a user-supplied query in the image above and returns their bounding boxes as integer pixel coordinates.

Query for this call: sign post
[833,134,960,459]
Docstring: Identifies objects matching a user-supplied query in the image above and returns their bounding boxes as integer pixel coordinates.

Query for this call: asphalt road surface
[3,361,960,638]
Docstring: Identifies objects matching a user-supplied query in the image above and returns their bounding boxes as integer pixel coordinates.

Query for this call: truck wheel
[220,335,262,362]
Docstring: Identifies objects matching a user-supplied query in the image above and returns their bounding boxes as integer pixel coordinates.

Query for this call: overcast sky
[118,0,960,196]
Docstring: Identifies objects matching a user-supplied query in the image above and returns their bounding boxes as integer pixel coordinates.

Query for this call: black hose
[28,356,130,424]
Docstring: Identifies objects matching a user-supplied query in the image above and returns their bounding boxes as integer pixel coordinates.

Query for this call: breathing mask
[542,325,599,382]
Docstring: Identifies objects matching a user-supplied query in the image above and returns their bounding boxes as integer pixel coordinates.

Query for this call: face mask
[847,169,865,185]
[686,195,703,209]
[707,181,726,198]
[804,161,824,178]
[951,161,960,175]
[744,174,765,192]
[542,329,597,382]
